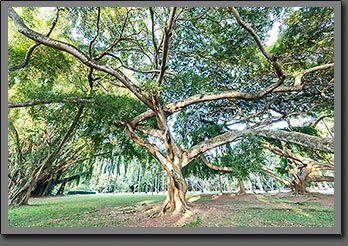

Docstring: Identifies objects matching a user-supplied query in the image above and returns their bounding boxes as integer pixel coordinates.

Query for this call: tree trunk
[256,175,264,192]
[10,162,46,206]
[9,106,84,206]
[11,186,31,206]
[292,164,312,195]
[161,166,190,215]
[56,182,66,195]
[238,179,246,195]
[113,173,118,194]
[31,178,51,197]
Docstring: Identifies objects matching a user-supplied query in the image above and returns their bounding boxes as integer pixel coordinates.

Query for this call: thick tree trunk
[9,163,46,206]
[161,166,190,215]
[292,165,312,195]
[11,186,31,206]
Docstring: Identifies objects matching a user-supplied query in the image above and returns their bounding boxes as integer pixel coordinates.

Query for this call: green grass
[231,206,334,227]
[8,193,166,227]
[181,216,203,227]
[8,193,334,228]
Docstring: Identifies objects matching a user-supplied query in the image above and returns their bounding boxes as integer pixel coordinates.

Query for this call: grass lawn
[8,193,166,227]
[8,192,334,227]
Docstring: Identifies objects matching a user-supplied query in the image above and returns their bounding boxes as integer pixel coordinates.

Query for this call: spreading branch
[260,167,292,187]
[262,141,333,169]
[307,176,334,183]
[124,123,168,167]
[200,154,233,172]
[8,7,62,72]
[9,7,154,110]
[274,63,334,92]
[228,7,286,81]
[88,7,101,58]
[156,7,177,86]
[185,128,333,167]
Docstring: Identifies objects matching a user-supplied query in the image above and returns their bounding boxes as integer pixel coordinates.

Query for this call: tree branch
[9,7,154,110]
[149,7,159,69]
[8,7,62,72]
[260,167,292,187]
[262,141,333,169]
[294,63,334,87]
[200,153,292,188]
[130,81,289,127]
[252,129,334,153]
[187,130,242,163]
[185,128,333,166]
[200,154,233,172]
[130,60,335,127]
[124,123,168,167]
[307,175,334,183]
[135,125,164,140]
[94,8,130,61]
[273,63,334,92]
[228,7,285,81]
[156,7,176,86]
[8,97,117,113]
[88,7,101,58]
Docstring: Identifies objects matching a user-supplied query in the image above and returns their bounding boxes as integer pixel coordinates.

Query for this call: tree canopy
[8,6,334,213]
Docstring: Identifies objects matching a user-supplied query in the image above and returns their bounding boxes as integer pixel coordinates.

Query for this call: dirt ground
[109,192,334,227]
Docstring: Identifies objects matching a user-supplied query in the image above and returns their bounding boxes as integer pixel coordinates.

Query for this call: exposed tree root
[142,200,192,218]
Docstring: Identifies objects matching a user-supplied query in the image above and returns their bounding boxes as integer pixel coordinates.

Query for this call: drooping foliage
[7,6,335,207]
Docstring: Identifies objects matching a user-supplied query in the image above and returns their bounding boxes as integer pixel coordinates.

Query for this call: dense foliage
[8,6,335,208]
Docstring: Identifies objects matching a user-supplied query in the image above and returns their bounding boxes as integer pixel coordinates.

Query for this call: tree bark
[291,164,313,195]
[161,165,190,214]
[31,177,52,197]
[238,179,246,195]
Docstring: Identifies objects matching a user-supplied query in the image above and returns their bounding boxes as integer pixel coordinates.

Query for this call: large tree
[8,6,334,214]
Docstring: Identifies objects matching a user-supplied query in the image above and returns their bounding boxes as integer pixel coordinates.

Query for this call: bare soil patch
[104,192,334,227]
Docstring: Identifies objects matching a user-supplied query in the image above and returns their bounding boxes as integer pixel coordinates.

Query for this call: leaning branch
[262,141,333,169]
[228,7,285,80]
[307,175,334,183]
[135,125,164,140]
[8,7,62,72]
[88,7,101,58]
[260,168,292,187]
[252,129,334,153]
[185,128,334,166]
[186,130,243,164]
[9,8,153,110]
[200,154,233,172]
[274,63,334,92]
[130,80,286,127]
[124,123,168,167]
[200,153,292,188]
[156,7,177,86]
[130,61,335,127]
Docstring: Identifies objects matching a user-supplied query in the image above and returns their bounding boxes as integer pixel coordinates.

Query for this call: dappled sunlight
[187,195,201,203]
[212,194,223,200]
[291,207,311,218]
[175,209,196,226]
[255,194,272,206]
